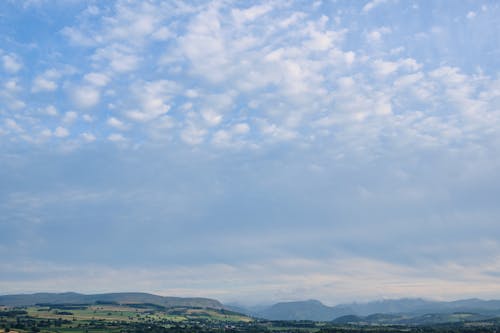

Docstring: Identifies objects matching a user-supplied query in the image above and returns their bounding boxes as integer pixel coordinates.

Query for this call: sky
[1,0,500,306]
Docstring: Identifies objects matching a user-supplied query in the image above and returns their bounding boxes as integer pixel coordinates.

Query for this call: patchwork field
[2,303,500,333]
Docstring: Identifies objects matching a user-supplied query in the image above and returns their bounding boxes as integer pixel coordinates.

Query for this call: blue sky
[1,0,500,305]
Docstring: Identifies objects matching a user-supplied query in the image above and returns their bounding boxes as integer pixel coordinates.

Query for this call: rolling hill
[0,292,223,309]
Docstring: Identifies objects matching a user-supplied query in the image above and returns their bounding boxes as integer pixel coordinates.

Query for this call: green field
[2,304,500,333]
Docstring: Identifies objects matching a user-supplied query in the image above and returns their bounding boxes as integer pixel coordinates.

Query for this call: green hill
[0,292,223,309]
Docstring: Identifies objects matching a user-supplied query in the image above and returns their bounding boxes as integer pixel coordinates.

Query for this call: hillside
[253,298,500,321]
[0,292,223,309]
[255,300,353,321]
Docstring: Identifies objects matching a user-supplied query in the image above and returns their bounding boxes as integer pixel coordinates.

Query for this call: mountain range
[3,292,500,323]
[231,298,500,321]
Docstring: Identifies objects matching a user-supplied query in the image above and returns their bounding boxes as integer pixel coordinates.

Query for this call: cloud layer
[1,0,500,304]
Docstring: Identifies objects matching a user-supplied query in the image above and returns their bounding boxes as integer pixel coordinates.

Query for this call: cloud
[232,123,250,135]
[92,44,140,72]
[61,26,96,46]
[42,105,58,116]
[362,0,389,13]
[107,117,127,130]
[466,11,476,19]
[4,78,21,92]
[107,133,126,142]
[201,109,222,126]
[70,85,100,108]
[366,26,391,43]
[181,125,207,145]
[3,254,500,304]
[32,71,60,92]
[54,126,69,138]
[125,80,175,122]
[4,119,23,132]
[2,54,22,73]
[84,72,110,87]
[179,6,229,83]
[372,58,421,77]
[81,132,96,142]
[232,4,272,25]
[62,111,78,124]
[2,0,500,304]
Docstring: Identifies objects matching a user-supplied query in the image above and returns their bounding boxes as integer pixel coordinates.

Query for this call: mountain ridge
[0,292,223,309]
[3,292,500,322]
[248,298,500,321]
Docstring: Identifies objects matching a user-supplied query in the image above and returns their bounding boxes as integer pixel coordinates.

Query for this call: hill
[252,298,500,321]
[0,292,223,309]
[255,300,353,321]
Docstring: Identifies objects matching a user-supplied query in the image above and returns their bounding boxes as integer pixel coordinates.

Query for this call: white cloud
[4,78,21,92]
[125,80,175,122]
[362,0,389,13]
[81,132,96,142]
[372,58,421,77]
[7,99,26,110]
[2,0,499,155]
[62,111,78,124]
[201,109,222,126]
[61,26,96,46]
[31,69,62,92]
[232,4,272,25]
[212,123,251,147]
[185,89,199,98]
[108,133,126,142]
[54,126,69,138]
[42,105,58,116]
[258,120,297,142]
[32,76,57,92]
[85,5,100,16]
[70,85,100,108]
[2,54,22,73]
[152,26,172,41]
[82,114,94,122]
[5,118,23,132]
[84,72,110,87]
[232,123,250,135]
[372,59,399,76]
[366,27,391,43]
[303,16,346,52]
[181,125,206,145]
[394,72,424,88]
[466,11,476,19]
[179,7,229,83]
[92,44,140,73]
[212,129,231,146]
[107,117,127,130]
[40,128,52,138]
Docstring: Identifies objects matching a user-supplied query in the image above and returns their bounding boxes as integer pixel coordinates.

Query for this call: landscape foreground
[2,293,500,333]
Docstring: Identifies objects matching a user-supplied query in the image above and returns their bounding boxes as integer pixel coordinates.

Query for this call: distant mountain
[4,293,500,323]
[345,298,500,316]
[333,311,497,325]
[248,298,500,321]
[0,292,223,309]
[255,300,353,321]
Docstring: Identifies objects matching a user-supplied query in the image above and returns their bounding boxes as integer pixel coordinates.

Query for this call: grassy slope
[25,304,252,323]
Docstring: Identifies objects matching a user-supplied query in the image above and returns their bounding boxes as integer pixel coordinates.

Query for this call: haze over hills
[3,292,500,323]
[236,298,500,321]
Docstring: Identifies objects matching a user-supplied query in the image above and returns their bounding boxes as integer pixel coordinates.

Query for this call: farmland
[2,303,500,333]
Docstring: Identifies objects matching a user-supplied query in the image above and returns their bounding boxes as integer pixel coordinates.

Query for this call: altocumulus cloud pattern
[1,0,500,304]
